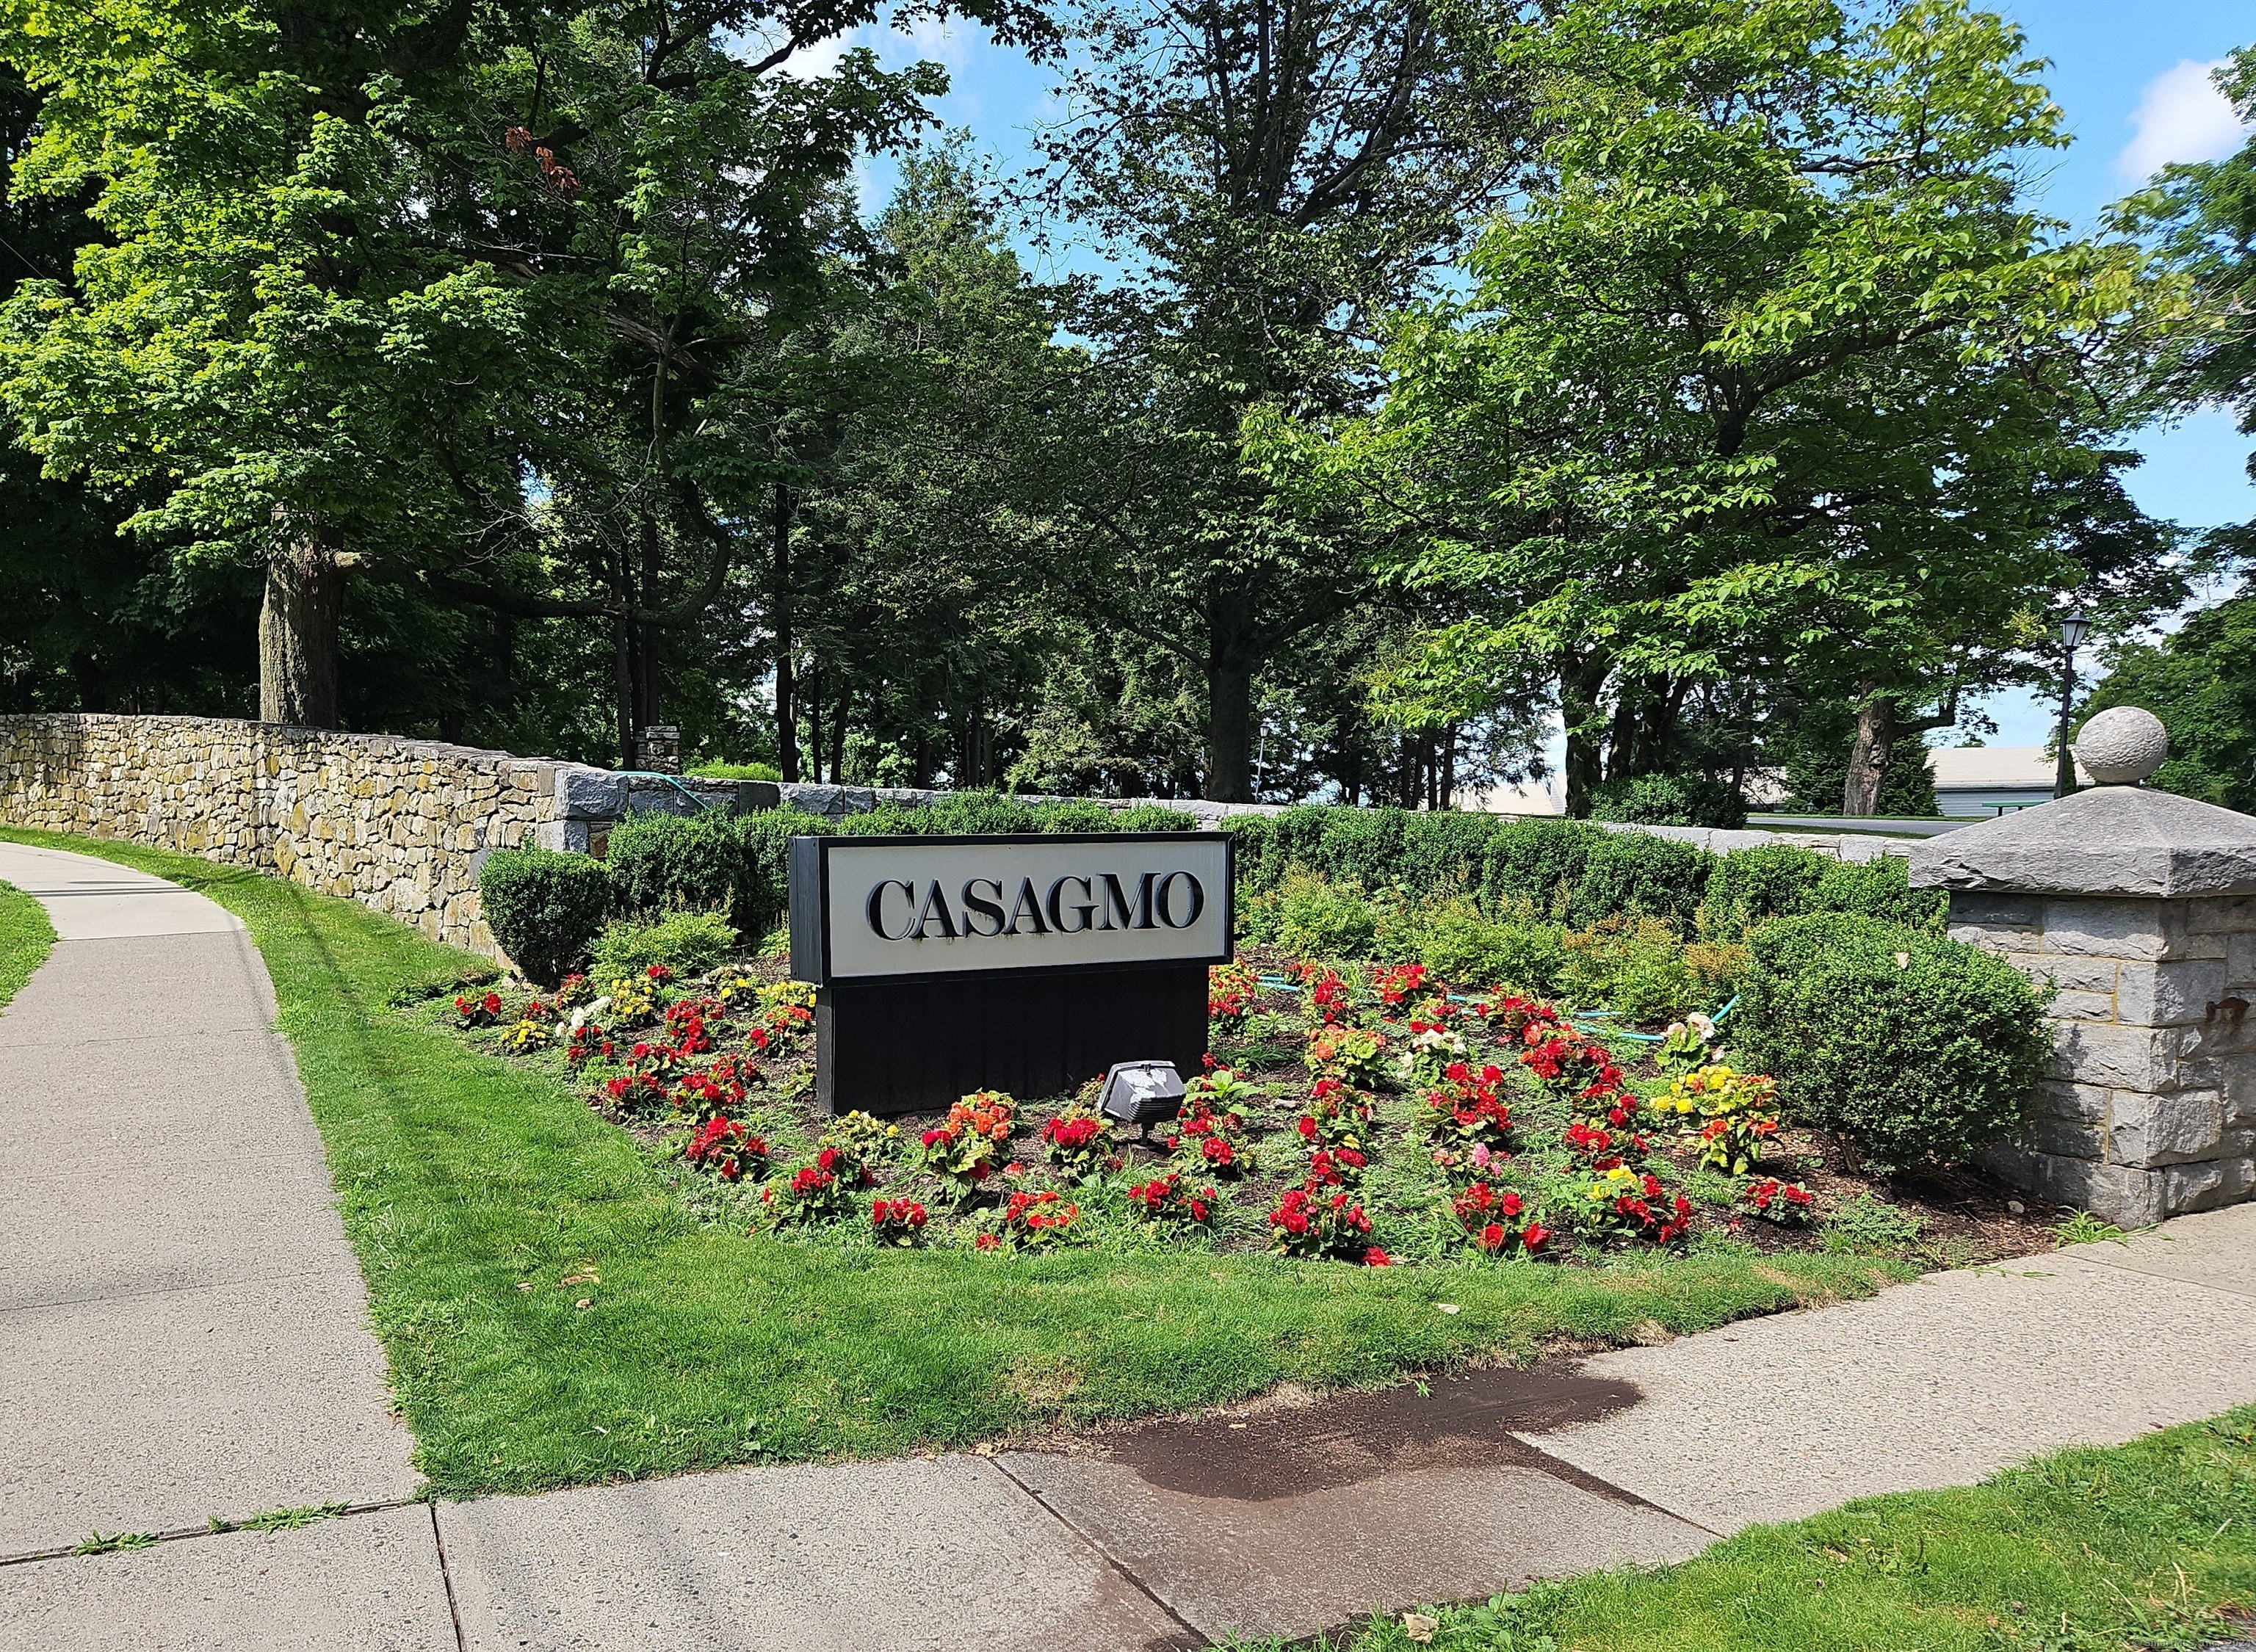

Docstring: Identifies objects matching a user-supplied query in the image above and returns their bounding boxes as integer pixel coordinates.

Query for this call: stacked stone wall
[1956,890,2256,1224]
[0,714,572,956]
[1,712,1920,962]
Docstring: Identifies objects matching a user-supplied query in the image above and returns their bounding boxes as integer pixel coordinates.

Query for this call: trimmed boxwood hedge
[477,846,613,984]
[607,794,1200,943]
[1735,912,2050,1174]
[604,794,1945,952]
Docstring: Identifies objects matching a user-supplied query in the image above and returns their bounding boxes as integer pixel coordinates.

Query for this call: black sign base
[814,963,1210,1116]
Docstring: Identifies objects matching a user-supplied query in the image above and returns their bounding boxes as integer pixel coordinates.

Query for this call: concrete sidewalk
[5,844,2256,1649]
[0,843,420,1564]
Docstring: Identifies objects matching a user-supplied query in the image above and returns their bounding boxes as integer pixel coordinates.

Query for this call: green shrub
[1479,818,1604,919]
[1702,844,1833,934]
[1589,772,1749,830]
[1736,913,2050,1175]
[478,846,613,985]
[1243,868,1382,960]
[1569,829,1713,927]
[1810,853,1948,930]
[1558,914,1707,1023]
[1221,814,1281,891]
[1819,1192,1928,1256]
[590,910,740,980]
[1412,898,1568,996]
[1023,800,1118,834]
[608,807,831,943]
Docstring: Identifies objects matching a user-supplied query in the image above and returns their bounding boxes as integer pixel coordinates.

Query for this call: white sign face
[797,834,1232,982]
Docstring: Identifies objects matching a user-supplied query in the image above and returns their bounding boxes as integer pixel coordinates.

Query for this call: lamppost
[2056,609,2091,800]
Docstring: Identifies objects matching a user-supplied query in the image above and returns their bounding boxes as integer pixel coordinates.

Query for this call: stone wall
[0,714,576,956]
[0,711,1915,961]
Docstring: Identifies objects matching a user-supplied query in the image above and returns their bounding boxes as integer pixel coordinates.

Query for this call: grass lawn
[0,877,56,1010]
[0,825,1919,1499]
[1260,1406,2256,1652]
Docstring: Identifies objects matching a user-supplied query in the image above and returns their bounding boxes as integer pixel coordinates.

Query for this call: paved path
[4,844,2256,1648]
[0,843,419,1558]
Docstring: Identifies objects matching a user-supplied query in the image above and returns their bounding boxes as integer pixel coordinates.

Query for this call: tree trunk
[1558,656,1610,817]
[1843,683,1895,817]
[1205,658,1256,803]
[773,485,798,782]
[637,507,662,736]
[807,659,825,785]
[259,526,348,727]
[613,612,634,769]
[828,678,847,783]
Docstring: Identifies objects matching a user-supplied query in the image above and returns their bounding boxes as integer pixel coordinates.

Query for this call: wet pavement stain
[1101,1361,1649,1506]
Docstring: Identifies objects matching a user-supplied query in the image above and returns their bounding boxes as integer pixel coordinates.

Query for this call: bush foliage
[591,910,740,980]
[478,846,613,984]
[1736,913,2050,1174]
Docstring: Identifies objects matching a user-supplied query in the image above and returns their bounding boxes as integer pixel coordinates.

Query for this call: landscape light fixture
[2056,609,2091,800]
[1099,1059,1186,1134]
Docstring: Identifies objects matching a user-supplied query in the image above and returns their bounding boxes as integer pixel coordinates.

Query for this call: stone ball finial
[2072,705,2169,785]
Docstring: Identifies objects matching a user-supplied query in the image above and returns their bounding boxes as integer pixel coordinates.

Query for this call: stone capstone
[1909,784,2256,899]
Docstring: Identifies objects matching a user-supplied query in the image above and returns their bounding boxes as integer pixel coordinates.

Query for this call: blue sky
[852,1,2256,749]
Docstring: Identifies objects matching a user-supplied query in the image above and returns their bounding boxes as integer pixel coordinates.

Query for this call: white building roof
[1929,746,2089,790]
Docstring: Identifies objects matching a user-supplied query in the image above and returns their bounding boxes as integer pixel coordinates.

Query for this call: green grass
[0,877,56,1009]
[0,826,1918,1499]
[1251,1407,2256,1652]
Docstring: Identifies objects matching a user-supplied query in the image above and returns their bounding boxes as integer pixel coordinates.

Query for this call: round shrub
[478,846,613,984]
[1414,899,1567,996]
[1735,913,2050,1175]
[609,806,829,943]
[1478,818,1604,918]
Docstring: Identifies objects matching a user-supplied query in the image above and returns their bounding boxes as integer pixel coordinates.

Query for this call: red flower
[1363,1247,1392,1267]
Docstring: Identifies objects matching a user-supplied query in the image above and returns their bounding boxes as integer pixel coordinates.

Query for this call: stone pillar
[1908,708,2256,1227]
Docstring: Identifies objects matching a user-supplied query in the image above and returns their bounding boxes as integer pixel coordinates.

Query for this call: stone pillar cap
[1908,783,2256,896]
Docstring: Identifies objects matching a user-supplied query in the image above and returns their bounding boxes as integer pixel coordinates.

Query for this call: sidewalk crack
[429,1502,469,1652]
[984,1455,1208,1649]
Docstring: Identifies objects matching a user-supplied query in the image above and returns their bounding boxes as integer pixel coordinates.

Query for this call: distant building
[1928,746,2089,818]
[1458,775,1566,815]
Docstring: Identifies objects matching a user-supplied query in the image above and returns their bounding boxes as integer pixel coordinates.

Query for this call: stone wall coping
[1909,785,2256,897]
[0,711,571,780]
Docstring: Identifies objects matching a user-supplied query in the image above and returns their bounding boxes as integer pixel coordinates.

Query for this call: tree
[1308,0,2189,815]
[0,0,1049,732]
[2127,46,2256,562]
[1012,0,1526,800]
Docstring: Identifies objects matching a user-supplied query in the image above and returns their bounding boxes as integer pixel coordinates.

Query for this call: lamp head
[2060,610,2092,648]
[1098,1059,1187,1127]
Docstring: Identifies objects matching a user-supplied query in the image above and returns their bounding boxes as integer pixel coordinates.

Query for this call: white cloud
[2118,58,2252,181]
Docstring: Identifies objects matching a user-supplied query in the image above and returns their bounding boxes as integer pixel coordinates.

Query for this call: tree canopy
[0,0,2235,813]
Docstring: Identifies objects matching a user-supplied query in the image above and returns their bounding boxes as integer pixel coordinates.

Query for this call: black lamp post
[2055,609,2091,800]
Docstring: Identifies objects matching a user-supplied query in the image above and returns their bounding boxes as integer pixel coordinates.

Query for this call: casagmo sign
[791,833,1233,985]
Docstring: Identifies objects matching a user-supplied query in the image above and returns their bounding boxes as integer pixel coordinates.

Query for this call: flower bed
[427,940,2063,1272]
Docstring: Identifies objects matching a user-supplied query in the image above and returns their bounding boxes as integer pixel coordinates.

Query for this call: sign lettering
[792,833,1234,985]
